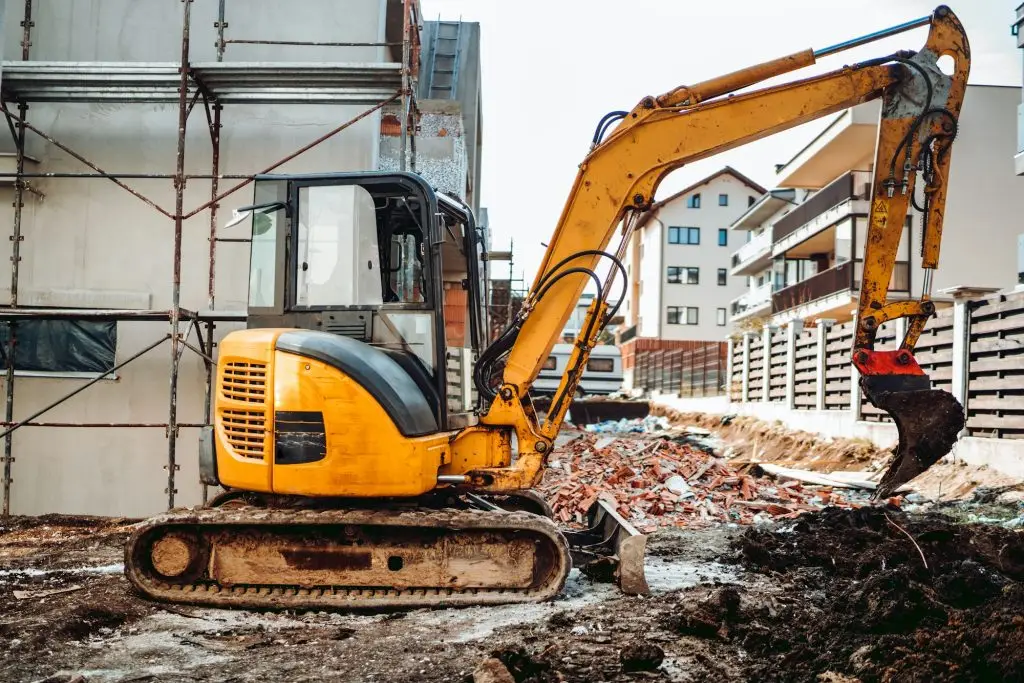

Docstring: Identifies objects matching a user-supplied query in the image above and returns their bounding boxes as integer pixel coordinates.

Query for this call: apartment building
[0,1,485,518]
[729,84,1024,329]
[619,167,765,386]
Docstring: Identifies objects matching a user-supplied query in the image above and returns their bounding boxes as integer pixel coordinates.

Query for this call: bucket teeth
[861,377,965,498]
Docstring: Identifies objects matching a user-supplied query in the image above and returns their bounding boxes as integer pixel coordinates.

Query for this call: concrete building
[618,167,765,388]
[0,0,482,518]
[729,85,1024,330]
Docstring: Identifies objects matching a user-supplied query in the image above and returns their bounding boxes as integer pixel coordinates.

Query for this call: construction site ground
[2,408,1023,683]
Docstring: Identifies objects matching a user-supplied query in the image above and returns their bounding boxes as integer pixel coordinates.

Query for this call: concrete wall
[0,0,392,516]
[637,219,662,337]
[929,85,1024,293]
[652,393,1024,482]
[655,174,757,341]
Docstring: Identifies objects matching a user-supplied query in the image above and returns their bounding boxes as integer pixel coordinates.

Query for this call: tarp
[0,320,116,373]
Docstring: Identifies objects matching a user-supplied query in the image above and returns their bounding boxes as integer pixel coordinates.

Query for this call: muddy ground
[2,415,1023,683]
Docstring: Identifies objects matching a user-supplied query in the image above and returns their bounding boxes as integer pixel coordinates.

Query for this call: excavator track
[124,505,571,610]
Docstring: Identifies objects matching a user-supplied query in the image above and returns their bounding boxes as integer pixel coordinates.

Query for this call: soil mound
[729,506,1024,682]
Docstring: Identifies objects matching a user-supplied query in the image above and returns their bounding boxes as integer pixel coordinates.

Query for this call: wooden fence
[823,320,854,410]
[635,342,727,397]
[725,288,1024,441]
[793,327,817,409]
[967,295,1024,438]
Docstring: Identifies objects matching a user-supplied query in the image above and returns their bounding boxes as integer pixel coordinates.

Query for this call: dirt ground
[2,414,1023,683]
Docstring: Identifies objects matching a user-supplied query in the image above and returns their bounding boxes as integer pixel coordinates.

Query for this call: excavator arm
[469,6,969,494]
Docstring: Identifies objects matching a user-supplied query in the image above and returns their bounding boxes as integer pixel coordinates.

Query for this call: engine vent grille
[325,321,367,339]
[221,409,266,460]
[221,361,267,403]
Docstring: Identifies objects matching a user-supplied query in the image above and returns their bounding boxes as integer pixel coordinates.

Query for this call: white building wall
[656,174,758,341]
[637,221,663,337]
[923,85,1024,294]
[0,0,390,517]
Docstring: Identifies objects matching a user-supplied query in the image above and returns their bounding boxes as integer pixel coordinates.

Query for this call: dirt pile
[725,507,1024,682]
[650,407,886,472]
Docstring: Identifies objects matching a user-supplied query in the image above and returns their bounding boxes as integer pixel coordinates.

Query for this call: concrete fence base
[651,394,1024,482]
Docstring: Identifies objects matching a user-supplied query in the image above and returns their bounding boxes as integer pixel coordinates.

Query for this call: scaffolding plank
[1,61,403,105]
[0,308,185,321]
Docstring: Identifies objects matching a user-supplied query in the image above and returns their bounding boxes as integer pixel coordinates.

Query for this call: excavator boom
[473,5,969,499]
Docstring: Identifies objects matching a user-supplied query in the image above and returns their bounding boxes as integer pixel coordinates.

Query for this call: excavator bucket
[861,374,965,498]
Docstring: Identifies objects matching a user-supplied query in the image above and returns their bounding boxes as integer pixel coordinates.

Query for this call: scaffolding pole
[0,0,422,517]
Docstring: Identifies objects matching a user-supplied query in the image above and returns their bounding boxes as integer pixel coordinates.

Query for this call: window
[587,357,614,373]
[716,308,727,326]
[748,195,756,207]
[542,356,556,370]
[718,228,728,247]
[668,226,700,244]
[718,193,729,206]
[0,320,116,376]
[667,266,698,284]
[717,268,727,286]
[687,193,701,209]
[667,306,699,325]
[296,184,385,307]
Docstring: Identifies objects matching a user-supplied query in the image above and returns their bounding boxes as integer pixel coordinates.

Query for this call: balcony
[771,260,910,314]
[730,281,773,321]
[730,231,772,276]
[771,171,870,257]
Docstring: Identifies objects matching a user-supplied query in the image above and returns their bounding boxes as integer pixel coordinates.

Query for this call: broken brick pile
[539,431,862,533]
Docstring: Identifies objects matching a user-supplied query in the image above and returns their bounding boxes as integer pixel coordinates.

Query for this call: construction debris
[541,420,867,533]
[584,415,670,433]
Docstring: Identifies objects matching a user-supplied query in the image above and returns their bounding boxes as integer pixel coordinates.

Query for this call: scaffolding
[0,0,423,516]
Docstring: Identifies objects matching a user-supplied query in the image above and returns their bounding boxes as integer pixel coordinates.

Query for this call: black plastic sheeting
[0,320,116,373]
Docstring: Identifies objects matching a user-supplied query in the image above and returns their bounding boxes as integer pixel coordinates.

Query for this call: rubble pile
[541,420,865,532]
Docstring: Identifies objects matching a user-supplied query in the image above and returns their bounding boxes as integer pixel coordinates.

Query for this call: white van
[532,343,624,397]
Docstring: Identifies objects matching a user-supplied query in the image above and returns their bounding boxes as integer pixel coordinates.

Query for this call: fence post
[741,332,752,403]
[726,338,735,401]
[849,315,862,420]
[785,320,803,409]
[762,325,774,403]
[894,317,908,347]
[950,297,972,438]
[815,318,834,411]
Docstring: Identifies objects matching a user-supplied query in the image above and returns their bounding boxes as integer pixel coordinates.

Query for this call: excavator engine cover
[860,374,965,498]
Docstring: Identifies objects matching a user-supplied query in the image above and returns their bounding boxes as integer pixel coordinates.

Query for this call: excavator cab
[235,171,486,434]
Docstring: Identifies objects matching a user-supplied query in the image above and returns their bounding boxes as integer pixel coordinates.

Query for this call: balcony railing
[772,261,853,313]
[619,324,638,344]
[730,281,773,317]
[731,231,771,269]
[771,261,911,313]
[772,172,855,242]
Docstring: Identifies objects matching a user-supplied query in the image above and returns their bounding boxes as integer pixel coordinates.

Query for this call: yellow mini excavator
[125,5,969,610]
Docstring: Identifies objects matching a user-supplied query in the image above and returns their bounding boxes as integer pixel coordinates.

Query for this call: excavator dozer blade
[861,374,965,499]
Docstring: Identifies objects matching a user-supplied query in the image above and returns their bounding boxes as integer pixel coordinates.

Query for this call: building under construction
[0,0,484,517]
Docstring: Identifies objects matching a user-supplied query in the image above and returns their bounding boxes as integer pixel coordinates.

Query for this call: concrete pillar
[849,315,862,419]
[951,299,971,436]
[462,347,474,412]
[785,320,803,409]
[815,319,834,411]
[894,317,908,348]
[741,332,752,403]
[726,337,735,401]
[762,325,774,403]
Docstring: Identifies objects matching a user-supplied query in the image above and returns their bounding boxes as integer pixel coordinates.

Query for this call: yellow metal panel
[445,426,511,474]
[214,328,285,493]
[270,351,449,497]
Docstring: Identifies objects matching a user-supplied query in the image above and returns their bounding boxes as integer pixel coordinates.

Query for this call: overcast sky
[419,1,1021,287]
